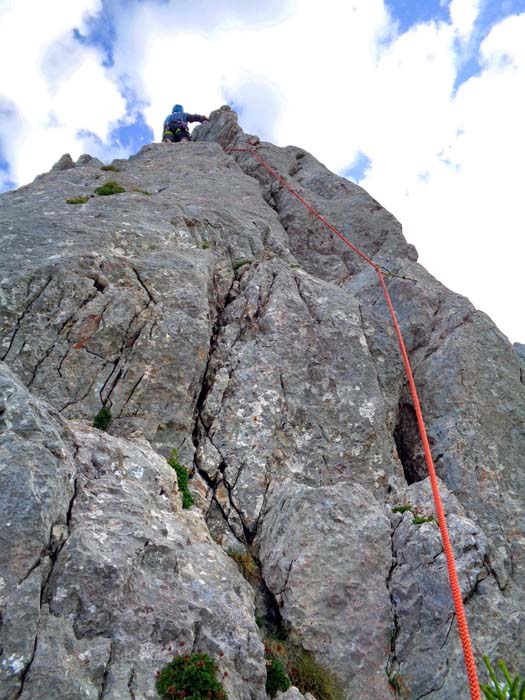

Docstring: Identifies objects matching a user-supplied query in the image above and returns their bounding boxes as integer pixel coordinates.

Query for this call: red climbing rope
[224,147,481,700]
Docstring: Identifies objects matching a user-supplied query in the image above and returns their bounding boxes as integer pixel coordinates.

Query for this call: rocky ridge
[0,106,523,700]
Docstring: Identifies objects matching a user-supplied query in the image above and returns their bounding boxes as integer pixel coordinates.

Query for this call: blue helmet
[172,104,183,113]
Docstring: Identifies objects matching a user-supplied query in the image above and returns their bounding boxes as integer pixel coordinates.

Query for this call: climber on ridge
[162,104,208,143]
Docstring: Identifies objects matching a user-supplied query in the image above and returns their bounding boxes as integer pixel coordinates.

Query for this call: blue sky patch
[452,0,525,91]
[343,152,372,183]
[73,1,115,67]
[109,113,154,151]
[384,0,450,34]
[0,153,16,193]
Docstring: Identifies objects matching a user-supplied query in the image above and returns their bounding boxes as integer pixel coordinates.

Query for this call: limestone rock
[0,363,266,700]
[257,481,392,700]
[1,105,524,700]
[0,140,290,462]
[51,153,75,171]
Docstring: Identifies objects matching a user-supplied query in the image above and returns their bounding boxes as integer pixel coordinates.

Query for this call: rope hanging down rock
[224,146,481,700]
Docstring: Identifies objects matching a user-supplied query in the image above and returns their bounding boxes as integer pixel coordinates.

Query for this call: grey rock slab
[41,423,267,700]
[195,258,402,541]
[257,480,393,700]
[0,141,292,459]
[0,361,267,699]
[387,479,489,699]
[19,607,111,700]
[0,362,76,699]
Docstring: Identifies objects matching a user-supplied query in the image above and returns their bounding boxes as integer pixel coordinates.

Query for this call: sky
[1,0,524,344]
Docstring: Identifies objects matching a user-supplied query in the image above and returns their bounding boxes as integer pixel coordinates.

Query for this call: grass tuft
[66,196,89,204]
[392,504,413,514]
[412,515,435,525]
[167,450,193,509]
[263,637,343,700]
[232,258,252,271]
[94,180,126,196]
[226,548,258,581]
[93,407,112,431]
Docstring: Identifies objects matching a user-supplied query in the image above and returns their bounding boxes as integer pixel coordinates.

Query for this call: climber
[162,104,208,143]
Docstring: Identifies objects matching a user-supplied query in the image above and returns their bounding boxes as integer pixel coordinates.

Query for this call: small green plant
[294,651,344,700]
[66,196,89,204]
[392,504,413,514]
[232,258,252,271]
[480,656,525,699]
[155,652,227,700]
[226,548,258,580]
[93,407,112,431]
[263,637,343,700]
[202,241,210,249]
[266,655,291,696]
[413,515,435,525]
[289,263,300,269]
[168,450,193,509]
[101,164,120,172]
[94,180,126,196]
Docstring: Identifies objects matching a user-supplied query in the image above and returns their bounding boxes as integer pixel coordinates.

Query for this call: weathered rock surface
[0,140,289,462]
[257,480,392,700]
[0,363,266,700]
[0,105,524,699]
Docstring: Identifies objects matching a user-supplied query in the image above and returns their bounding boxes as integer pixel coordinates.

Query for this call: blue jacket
[163,111,207,131]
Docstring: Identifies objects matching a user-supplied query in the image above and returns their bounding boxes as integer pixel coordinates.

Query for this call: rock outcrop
[0,105,523,700]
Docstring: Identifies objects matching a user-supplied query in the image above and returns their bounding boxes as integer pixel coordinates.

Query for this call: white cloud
[449,0,481,38]
[480,10,525,68]
[358,12,525,342]
[0,0,126,182]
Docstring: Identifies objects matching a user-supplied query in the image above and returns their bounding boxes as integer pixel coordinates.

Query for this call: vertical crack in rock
[386,516,402,700]
[118,373,146,417]
[190,276,248,540]
[394,400,427,485]
[131,267,157,306]
[15,635,38,700]
[97,297,151,409]
[99,640,114,700]
[14,474,78,698]
[41,476,78,606]
[1,276,53,361]
[127,666,136,700]
[27,344,59,388]
[440,613,456,649]
[60,377,98,412]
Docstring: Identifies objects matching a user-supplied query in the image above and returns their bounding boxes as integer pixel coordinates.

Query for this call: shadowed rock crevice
[394,401,427,485]
[386,515,402,699]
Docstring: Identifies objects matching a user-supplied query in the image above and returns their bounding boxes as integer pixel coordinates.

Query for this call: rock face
[0,105,524,700]
[0,364,265,700]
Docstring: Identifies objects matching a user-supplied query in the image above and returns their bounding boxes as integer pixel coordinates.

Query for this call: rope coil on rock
[224,146,481,700]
